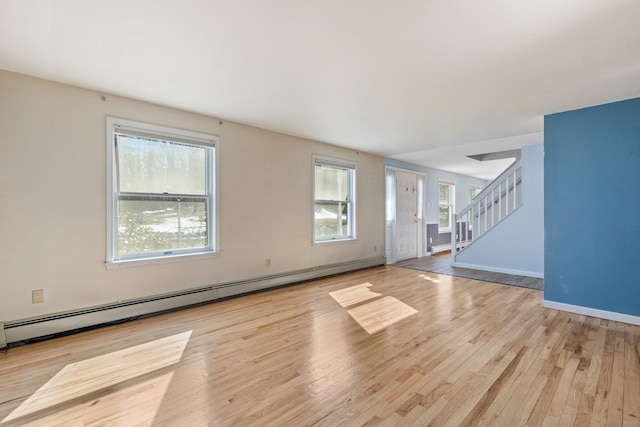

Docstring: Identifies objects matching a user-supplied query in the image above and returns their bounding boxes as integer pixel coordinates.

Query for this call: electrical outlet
[265,258,271,268]
[32,289,44,304]
[429,237,433,243]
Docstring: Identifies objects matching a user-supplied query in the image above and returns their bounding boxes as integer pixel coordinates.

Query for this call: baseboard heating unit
[1,256,385,348]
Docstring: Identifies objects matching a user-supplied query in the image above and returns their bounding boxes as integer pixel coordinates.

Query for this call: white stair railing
[452,160,522,262]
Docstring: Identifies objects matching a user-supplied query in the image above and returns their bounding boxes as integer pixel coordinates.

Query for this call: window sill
[313,237,357,246]
[105,251,220,270]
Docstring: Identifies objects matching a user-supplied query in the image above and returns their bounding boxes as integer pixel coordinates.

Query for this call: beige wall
[0,70,385,322]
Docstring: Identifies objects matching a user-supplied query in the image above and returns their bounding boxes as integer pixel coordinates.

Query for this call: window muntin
[438,180,455,231]
[313,158,356,242]
[107,118,217,263]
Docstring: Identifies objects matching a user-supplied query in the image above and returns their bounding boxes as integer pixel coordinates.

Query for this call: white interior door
[395,171,418,262]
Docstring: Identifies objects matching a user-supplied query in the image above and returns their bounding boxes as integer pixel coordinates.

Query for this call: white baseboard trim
[2,256,385,345]
[451,261,544,278]
[542,300,640,326]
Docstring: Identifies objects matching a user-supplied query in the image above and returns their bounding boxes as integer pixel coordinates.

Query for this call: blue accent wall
[544,97,640,316]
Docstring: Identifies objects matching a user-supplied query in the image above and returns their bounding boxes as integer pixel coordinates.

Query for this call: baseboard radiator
[430,244,451,255]
[1,256,385,348]
[430,242,470,256]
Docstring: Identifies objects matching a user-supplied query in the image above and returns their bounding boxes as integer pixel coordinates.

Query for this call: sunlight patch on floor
[2,330,192,424]
[347,296,418,335]
[17,371,176,427]
[419,274,441,283]
[328,283,381,308]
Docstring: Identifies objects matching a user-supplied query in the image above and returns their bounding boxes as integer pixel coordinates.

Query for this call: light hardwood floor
[0,266,638,426]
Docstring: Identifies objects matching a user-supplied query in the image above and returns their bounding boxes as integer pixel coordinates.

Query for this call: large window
[313,157,356,242]
[438,180,455,231]
[106,118,217,264]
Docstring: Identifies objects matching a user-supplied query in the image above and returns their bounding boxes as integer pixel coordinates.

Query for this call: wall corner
[0,322,7,351]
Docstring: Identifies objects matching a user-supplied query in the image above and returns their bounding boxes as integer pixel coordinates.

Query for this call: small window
[469,185,482,203]
[439,180,455,231]
[313,157,356,242]
[106,118,218,264]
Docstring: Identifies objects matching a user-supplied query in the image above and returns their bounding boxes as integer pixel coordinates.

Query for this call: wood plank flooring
[0,266,638,426]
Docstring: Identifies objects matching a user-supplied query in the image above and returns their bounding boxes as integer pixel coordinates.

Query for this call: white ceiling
[2,0,640,179]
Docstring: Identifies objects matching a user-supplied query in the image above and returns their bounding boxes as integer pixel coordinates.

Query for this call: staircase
[452,160,522,262]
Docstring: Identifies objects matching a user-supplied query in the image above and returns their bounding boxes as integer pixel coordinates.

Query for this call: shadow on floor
[393,254,543,291]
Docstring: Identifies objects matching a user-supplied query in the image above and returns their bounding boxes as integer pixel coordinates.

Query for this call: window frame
[106,117,219,267]
[438,179,456,232]
[312,155,357,243]
[469,184,482,203]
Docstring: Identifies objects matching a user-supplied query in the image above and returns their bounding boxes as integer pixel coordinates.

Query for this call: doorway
[385,167,425,264]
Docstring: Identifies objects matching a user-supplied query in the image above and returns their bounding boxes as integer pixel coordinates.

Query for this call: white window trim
[105,251,220,270]
[468,184,482,231]
[312,155,357,244]
[438,179,456,233]
[105,117,220,267]
[469,184,482,202]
